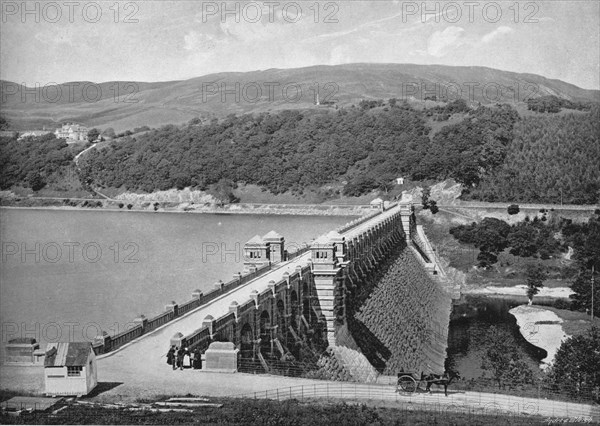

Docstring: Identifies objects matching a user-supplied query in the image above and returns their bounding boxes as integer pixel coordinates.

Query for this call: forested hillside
[75,101,599,204]
[78,104,432,195]
[0,133,82,191]
[465,112,600,204]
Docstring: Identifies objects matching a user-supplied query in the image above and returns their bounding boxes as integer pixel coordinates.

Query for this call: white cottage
[44,342,97,396]
[370,197,384,210]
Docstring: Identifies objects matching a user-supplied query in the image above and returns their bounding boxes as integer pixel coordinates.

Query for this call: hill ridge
[2,63,598,131]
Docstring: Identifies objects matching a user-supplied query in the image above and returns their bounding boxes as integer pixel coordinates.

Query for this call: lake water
[447,295,546,379]
[0,208,353,348]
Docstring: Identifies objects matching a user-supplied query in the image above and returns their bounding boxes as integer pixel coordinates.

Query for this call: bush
[127,204,133,210]
[508,204,520,215]
[553,299,571,310]
[118,203,124,208]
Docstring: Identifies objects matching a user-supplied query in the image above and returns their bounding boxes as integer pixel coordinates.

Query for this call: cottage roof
[245,235,264,245]
[313,233,333,245]
[370,198,383,204]
[44,342,91,367]
[262,230,283,240]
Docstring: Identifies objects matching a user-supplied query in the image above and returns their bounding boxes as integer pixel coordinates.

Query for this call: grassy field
[0,393,549,425]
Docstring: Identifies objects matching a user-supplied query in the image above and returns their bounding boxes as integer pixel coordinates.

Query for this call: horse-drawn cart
[395,370,460,396]
[395,371,423,393]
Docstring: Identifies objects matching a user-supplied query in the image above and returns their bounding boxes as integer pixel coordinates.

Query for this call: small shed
[396,177,405,185]
[44,342,97,396]
[4,338,41,364]
[370,197,384,210]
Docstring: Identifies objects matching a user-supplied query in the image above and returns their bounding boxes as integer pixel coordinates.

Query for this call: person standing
[167,346,175,370]
[194,347,202,369]
[176,346,185,370]
[189,347,195,369]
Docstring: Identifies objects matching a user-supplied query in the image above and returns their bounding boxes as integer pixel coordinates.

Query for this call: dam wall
[86,202,451,382]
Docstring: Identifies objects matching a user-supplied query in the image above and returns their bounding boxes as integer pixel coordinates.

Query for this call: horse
[423,371,461,396]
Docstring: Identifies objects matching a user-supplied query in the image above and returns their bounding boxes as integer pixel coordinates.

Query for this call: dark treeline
[78,102,523,197]
[527,95,593,113]
[465,110,600,204]
[0,133,78,191]
[5,100,599,204]
[80,103,433,195]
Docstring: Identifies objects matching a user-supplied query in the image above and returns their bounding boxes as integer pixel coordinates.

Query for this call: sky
[1,0,599,89]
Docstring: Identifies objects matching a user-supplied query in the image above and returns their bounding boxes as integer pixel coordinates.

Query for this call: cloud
[34,27,76,46]
[427,26,465,57]
[481,26,514,44]
[329,44,354,65]
[183,31,216,51]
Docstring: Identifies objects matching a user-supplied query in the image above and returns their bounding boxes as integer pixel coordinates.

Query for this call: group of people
[166,345,202,370]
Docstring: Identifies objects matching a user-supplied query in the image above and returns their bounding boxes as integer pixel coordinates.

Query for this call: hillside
[2,63,599,131]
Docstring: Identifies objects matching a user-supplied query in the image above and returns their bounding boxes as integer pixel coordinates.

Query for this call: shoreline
[509,305,569,370]
[462,285,573,299]
[0,204,370,217]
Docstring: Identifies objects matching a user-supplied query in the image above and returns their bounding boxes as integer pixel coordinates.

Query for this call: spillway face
[315,246,452,381]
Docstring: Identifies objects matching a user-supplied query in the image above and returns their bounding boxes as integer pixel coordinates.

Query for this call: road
[3,364,597,421]
[437,201,598,211]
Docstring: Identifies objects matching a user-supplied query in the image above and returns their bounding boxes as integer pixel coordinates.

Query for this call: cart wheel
[398,376,417,393]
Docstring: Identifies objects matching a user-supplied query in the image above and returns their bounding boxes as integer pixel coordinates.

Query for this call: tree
[26,172,46,191]
[478,326,534,389]
[101,127,116,138]
[525,263,547,305]
[546,327,600,401]
[343,176,377,197]
[0,114,9,130]
[570,270,600,317]
[477,250,498,269]
[508,226,539,257]
[421,187,431,209]
[209,178,239,205]
[450,217,510,267]
[421,187,438,214]
[87,128,100,142]
[508,204,520,215]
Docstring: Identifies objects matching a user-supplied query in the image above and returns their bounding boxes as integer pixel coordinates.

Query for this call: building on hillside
[396,177,405,185]
[370,197,384,210]
[17,130,53,140]
[44,342,97,396]
[54,123,88,142]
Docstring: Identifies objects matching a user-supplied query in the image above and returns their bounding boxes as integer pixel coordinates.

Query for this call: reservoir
[0,208,353,348]
[447,295,547,379]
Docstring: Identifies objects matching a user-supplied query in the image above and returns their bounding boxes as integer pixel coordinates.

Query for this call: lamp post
[592,265,595,324]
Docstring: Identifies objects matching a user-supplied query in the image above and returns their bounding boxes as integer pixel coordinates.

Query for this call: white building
[44,342,97,396]
[54,123,88,142]
[17,130,53,140]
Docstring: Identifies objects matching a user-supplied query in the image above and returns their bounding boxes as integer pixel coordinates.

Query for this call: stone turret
[243,231,286,271]
[243,234,269,271]
[263,230,285,263]
[310,232,343,346]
